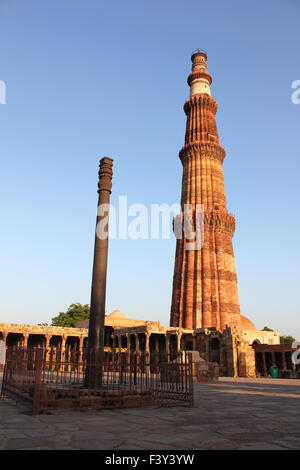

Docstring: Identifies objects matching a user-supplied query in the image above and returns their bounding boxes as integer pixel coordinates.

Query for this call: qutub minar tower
[170,50,242,333]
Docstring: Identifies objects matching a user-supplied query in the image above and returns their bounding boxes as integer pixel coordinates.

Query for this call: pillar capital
[98,157,113,194]
[22,333,29,348]
[126,333,131,352]
[45,335,52,349]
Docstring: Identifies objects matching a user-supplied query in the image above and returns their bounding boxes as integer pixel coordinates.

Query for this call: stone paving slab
[1,376,300,450]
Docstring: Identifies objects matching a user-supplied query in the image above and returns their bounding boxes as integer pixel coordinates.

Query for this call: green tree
[261,326,274,332]
[51,303,90,327]
[280,335,296,345]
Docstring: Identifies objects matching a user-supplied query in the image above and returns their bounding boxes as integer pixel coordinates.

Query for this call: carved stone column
[155,335,159,353]
[23,334,29,348]
[45,335,52,363]
[154,335,160,372]
[135,334,140,353]
[61,336,67,362]
[2,332,7,349]
[145,332,150,354]
[176,331,182,353]
[282,352,287,370]
[126,334,131,353]
[78,336,84,371]
[271,351,276,367]
[165,335,170,357]
[145,332,151,376]
[262,352,267,376]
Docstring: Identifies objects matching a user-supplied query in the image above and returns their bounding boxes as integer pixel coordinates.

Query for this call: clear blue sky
[0,0,299,338]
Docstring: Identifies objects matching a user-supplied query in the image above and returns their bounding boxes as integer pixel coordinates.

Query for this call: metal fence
[1,348,194,414]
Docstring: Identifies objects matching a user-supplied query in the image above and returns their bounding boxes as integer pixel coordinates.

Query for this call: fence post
[32,349,43,415]
[134,353,137,386]
[188,352,194,407]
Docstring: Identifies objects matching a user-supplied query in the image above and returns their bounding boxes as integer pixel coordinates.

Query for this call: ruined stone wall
[237,342,256,378]
[0,323,87,337]
[242,329,280,345]
[0,322,257,378]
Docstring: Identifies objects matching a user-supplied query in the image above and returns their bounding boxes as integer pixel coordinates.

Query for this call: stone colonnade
[0,324,194,360]
[0,323,262,378]
[0,324,89,369]
[253,344,298,376]
[0,324,201,368]
[111,329,199,357]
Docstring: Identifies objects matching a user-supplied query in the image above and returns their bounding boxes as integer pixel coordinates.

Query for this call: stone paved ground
[1,374,300,450]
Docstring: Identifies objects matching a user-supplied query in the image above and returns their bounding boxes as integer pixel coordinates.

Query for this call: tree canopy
[280,335,296,345]
[261,326,274,332]
[51,303,90,328]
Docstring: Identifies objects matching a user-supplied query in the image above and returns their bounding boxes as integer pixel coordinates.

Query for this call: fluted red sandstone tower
[170,50,242,332]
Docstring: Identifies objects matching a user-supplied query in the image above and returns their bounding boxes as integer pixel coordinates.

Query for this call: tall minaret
[170,50,241,332]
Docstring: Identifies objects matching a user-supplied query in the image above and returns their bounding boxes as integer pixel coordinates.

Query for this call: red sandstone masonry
[170,52,241,332]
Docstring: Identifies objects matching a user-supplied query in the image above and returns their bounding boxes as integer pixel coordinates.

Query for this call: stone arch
[252,339,261,345]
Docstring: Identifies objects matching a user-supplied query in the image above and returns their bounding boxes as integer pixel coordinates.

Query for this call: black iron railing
[1,347,194,414]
